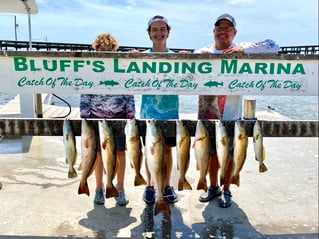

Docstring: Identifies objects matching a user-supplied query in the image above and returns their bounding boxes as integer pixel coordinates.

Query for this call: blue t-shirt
[140,95,179,119]
[140,48,179,120]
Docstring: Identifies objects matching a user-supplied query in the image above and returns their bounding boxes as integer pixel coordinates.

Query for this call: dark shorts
[88,119,126,152]
[115,136,126,151]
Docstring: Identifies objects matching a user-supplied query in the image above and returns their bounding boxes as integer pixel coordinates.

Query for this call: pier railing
[0,119,318,137]
[0,40,194,53]
[1,40,318,55]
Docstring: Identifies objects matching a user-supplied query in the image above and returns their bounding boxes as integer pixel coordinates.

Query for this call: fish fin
[155,201,171,215]
[178,179,192,191]
[65,157,68,164]
[68,166,78,178]
[83,139,89,149]
[102,140,106,150]
[134,174,147,186]
[178,180,184,191]
[191,140,197,148]
[78,162,82,171]
[78,182,90,196]
[262,147,266,160]
[87,162,97,178]
[231,175,240,187]
[196,163,200,171]
[197,179,208,191]
[150,146,155,155]
[221,136,228,146]
[259,163,268,173]
[105,185,119,198]
[253,134,259,142]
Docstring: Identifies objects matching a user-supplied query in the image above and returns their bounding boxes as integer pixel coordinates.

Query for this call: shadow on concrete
[192,201,318,239]
[78,203,136,238]
[192,200,262,238]
[0,136,33,154]
[131,203,194,238]
[130,199,318,239]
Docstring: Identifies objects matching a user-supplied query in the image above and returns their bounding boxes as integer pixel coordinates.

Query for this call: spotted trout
[176,120,192,191]
[99,119,118,198]
[193,120,210,191]
[253,120,268,173]
[63,119,78,178]
[145,119,170,215]
[231,121,248,187]
[78,119,97,196]
[125,118,147,186]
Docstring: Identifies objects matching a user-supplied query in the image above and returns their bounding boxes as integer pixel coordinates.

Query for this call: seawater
[1,93,318,120]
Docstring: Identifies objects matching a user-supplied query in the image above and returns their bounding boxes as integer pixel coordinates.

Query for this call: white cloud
[0,0,318,48]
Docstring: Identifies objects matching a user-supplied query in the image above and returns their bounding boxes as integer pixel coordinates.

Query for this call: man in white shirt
[196,13,280,208]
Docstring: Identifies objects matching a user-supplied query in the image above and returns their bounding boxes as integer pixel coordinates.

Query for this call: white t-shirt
[196,39,280,120]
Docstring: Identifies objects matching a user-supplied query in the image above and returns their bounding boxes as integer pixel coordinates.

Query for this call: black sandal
[219,189,232,208]
[199,186,221,203]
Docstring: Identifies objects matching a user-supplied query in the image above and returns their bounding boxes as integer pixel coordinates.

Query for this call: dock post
[20,94,35,118]
[243,98,257,120]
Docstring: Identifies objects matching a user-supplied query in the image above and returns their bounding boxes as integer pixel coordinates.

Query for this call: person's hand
[177,50,192,54]
[128,49,141,53]
[223,46,244,54]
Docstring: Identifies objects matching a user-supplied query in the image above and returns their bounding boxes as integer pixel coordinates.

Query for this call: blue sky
[0,0,318,50]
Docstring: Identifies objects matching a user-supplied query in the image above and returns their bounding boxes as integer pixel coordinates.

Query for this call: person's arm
[238,39,280,54]
[80,94,92,118]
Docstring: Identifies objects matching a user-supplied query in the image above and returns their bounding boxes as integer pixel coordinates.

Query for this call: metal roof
[0,0,38,14]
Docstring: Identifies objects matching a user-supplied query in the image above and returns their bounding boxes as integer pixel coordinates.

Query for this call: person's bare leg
[95,151,104,190]
[94,151,105,204]
[116,150,129,205]
[144,147,152,186]
[163,145,178,203]
[116,151,126,190]
[209,154,219,187]
[143,147,155,203]
[219,160,233,208]
[199,154,220,202]
[164,145,172,187]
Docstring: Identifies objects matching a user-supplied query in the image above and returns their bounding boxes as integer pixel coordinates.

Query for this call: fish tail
[178,179,192,191]
[259,163,268,173]
[134,174,147,186]
[178,181,183,191]
[68,167,78,178]
[231,175,240,187]
[197,179,208,191]
[155,201,171,215]
[105,185,119,198]
[78,182,90,196]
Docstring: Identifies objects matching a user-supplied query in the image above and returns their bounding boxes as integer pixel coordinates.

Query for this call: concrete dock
[0,96,318,238]
[0,133,318,238]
